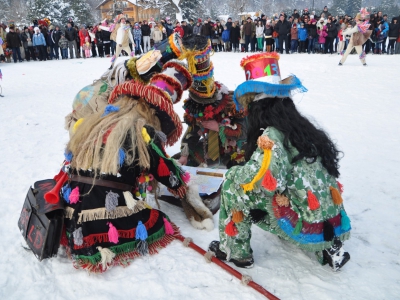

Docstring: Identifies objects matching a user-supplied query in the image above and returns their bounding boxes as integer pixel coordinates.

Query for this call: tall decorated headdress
[108,60,193,146]
[233,53,307,111]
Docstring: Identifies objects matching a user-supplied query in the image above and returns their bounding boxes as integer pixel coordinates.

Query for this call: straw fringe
[77,205,146,224]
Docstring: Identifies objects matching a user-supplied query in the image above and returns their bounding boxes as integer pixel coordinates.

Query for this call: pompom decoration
[257,135,274,150]
[307,190,320,210]
[249,209,267,223]
[118,148,125,167]
[225,221,239,237]
[146,185,153,191]
[341,210,351,231]
[157,158,170,176]
[181,172,191,184]
[64,151,73,162]
[293,219,303,235]
[105,191,119,211]
[163,217,174,235]
[261,170,277,191]
[323,220,335,242]
[107,222,119,244]
[73,227,83,246]
[148,174,154,181]
[330,186,343,205]
[138,175,146,184]
[69,187,80,204]
[62,185,71,203]
[232,210,244,223]
[275,194,289,207]
[102,104,120,117]
[97,246,115,271]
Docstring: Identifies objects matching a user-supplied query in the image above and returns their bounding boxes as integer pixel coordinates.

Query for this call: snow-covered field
[0,52,399,300]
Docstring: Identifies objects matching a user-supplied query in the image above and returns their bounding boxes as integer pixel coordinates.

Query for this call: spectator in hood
[193,19,202,36]
[226,17,233,30]
[32,27,47,61]
[164,17,174,37]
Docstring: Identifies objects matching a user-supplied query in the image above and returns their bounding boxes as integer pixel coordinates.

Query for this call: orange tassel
[225,221,238,237]
[232,211,244,223]
[330,186,343,205]
[157,158,170,177]
[307,190,320,210]
[261,170,277,191]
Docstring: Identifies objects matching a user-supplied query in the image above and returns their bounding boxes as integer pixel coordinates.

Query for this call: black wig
[245,97,341,178]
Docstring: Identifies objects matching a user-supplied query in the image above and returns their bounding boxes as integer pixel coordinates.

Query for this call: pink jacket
[317,26,328,43]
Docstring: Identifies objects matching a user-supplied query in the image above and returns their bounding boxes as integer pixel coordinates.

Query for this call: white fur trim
[201,218,214,231]
[189,217,205,230]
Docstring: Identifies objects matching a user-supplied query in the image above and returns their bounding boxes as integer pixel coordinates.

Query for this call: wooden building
[96,0,161,23]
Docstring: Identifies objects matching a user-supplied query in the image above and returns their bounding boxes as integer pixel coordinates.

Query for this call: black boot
[322,237,350,271]
[208,241,254,268]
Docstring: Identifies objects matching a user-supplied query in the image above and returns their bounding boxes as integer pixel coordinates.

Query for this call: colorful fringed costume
[211,53,351,271]
[57,61,213,273]
[179,36,247,168]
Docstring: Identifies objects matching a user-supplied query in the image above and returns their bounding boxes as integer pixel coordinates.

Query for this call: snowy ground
[0,52,399,300]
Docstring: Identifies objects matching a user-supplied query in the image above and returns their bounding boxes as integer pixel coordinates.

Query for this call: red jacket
[79,29,90,47]
[174,26,184,38]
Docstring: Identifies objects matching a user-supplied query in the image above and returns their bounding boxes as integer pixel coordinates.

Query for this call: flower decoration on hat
[233,52,307,111]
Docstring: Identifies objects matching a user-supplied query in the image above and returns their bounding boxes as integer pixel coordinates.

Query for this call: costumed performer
[178,35,247,168]
[58,60,214,273]
[109,14,135,69]
[209,53,351,271]
[339,8,372,66]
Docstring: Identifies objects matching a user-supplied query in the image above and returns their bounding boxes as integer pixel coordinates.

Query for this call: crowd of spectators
[1,6,399,64]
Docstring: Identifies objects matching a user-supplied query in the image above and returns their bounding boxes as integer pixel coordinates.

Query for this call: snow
[1,52,400,300]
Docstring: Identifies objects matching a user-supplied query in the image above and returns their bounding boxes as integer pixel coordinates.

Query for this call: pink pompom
[163,217,174,235]
[107,222,119,244]
[146,185,153,191]
[148,174,154,181]
[181,172,191,184]
[69,187,80,204]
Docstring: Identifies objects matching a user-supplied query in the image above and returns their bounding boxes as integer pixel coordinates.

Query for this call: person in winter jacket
[32,27,47,61]
[326,18,338,54]
[65,22,78,58]
[74,26,82,58]
[21,27,35,61]
[264,21,274,52]
[79,26,90,56]
[306,18,318,53]
[274,15,291,54]
[243,18,253,52]
[216,20,224,51]
[395,25,400,54]
[59,34,69,59]
[174,21,184,38]
[182,21,193,38]
[141,20,151,53]
[230,22,240,52]
[193,19,202,36]
[95,27,104,58]
[298,23,308,53]
[255,21,264,51]
[88,26,97,58]
[164,17,174,37]
[201,20,212,39]
[132,22,142,54]
[337,23,346,55]
[387,18,399,54]
[100,20,112,57]
[151,25,163,44]
[290,23,298,53]
[209,53,351,271]
[222,26,230,52]
[6,25,22,63]
[317,20,328,53]
[211,24,220,51]
[83,36,91,58]
[110,15,135,68]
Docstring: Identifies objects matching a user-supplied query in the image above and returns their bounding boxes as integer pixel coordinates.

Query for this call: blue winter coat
[33,33,46,46]
[132,28,142,40]
[298,28,308,41]
[222,30,230,42]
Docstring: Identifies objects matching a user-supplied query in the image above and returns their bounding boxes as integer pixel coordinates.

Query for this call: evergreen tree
[346,0,361,16]
[331,0,348,15]
[181,0,206,20]
[0,0,11,22]
[70,0,94,26]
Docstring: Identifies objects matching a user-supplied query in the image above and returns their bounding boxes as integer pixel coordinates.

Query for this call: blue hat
[233,52,307,111]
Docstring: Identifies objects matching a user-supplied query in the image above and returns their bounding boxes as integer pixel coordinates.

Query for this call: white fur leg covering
[185,182,214,231]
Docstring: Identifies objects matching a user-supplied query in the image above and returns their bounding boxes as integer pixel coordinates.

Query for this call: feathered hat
[233,52,307,111]
[108,60,193,146]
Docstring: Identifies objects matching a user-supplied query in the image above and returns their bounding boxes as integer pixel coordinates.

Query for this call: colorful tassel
[64,151,73,162]
[73,227,83,246]
[242,148,272,192]
[97,246,115,271]
[62,185,71,203]
[261,170,277,191]
[107,222,119,244]
[135,221,148,240]
[72,118,84,134]
[123,191,137,210]
[330,186,343,205]
[232,210,244,223]
[323,220,335,242]
[102,104,120,117]
[307,190,320,210]
[157,158,170,177]
[181,172,191,184]
[163,217,174,235]
[225,221,238,237]
[293,219,303,235]
[118,148,125,167]
[137,240,149,256]
[337,181,344,194]
[105,191,119,211]
[275,194,289,207]
[69,187,80,204]
[141,127,151,144]
[341,210,351,231]
[110,55,116,63]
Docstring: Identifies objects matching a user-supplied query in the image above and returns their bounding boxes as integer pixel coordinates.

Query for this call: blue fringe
[135,221,148,241]
[233,76,308,111]
[102,105,120,117]
[118,148,125,167]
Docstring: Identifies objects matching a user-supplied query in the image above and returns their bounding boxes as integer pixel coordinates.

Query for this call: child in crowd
[59,34,68,59]
[337,23,346,55]
[83,36,91,58]
[222,26,230,52]
[290,23,299,53]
